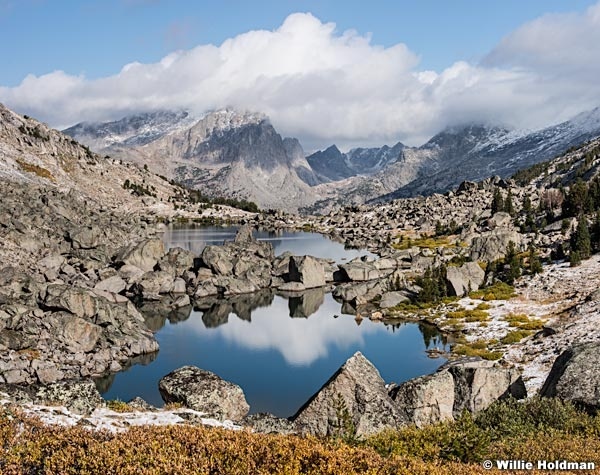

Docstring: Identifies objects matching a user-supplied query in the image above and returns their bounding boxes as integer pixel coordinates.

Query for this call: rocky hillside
[0,104,257,388]
[0,103,188,213]
[66,110,321,212]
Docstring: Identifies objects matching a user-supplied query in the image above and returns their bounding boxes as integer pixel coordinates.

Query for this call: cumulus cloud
[186,294,386,366]
[1,8,600,148]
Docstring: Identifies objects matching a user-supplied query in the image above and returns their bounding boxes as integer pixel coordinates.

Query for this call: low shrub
[1,398,599,474]
[500,330,532,344]
[469,282,516,301]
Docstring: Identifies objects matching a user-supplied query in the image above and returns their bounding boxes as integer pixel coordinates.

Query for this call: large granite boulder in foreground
[389,370,456,427]
[444,359,526,415]
[540,343,600,412]
[159,366,249,421]
[389,358,526,427]
[292,352,527,436]
[292,352,402,437]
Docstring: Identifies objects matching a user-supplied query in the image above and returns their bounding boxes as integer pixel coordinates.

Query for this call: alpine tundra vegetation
[2,1,600,473]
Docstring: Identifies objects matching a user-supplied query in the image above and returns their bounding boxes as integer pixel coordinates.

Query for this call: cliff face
[66,109,321,212]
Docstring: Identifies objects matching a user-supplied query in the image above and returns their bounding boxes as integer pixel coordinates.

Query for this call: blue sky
[1,0,595,86]
[1,0,600,147]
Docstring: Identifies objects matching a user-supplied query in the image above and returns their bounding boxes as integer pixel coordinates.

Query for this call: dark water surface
[98,226,449,417]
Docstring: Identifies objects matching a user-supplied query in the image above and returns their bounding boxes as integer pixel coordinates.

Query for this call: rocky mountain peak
[423,123,513,151]
[197,108,267,131]
[63,110,197,150]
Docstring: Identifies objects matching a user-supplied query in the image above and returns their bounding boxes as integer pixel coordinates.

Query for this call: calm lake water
[98,226,449,417]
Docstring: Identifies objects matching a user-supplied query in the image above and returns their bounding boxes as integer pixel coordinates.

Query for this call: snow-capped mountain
[63,110,198,151]
[387,108,600,199]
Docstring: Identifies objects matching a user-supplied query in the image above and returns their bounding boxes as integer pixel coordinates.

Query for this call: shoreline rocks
[159,365,249,422]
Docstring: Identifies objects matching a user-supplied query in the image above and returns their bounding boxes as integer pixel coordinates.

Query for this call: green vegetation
[371,397,600,465]
[392,235,451,250]
[490,187,504,214]
[570,215,591,263]
[331,393,357,444]
[528,247,543,274]
[500,330,532,344]
[490,187,515,216]
[123,179,157,198]
[504,313,544,330]
[415,266,450,304]
[176,187,260,212]
[446,309,489,323]
[18,123,49,141]
[452,340,503,360]
[512,160,553,186]
[434,219,461,236]
[469,282,515,301]
[106,399,135,413]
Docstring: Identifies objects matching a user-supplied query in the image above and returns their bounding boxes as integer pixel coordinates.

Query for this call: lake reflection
[99,288,449,417]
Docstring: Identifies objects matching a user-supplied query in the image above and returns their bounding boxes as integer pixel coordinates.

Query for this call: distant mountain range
[64,107,600,212]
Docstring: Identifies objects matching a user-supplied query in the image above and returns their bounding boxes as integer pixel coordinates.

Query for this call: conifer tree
[570,215,591,259]
[504,241,522,284]
[504,189,515,216]
[491,188,504,215]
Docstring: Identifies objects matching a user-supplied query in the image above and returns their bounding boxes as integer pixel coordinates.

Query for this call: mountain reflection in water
[98,288,449,416]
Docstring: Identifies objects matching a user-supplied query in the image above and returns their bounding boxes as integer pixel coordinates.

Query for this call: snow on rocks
[0,397,242,434]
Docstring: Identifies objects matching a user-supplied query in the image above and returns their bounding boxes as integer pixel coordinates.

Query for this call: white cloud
[1,8,600,148]
[187,294,389,366]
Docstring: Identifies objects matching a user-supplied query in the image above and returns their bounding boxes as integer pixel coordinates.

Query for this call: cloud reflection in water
[189,291,399,366]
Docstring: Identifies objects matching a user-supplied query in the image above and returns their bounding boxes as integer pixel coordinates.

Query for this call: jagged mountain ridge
[66,110,321,211]
[64,106,600,212]
[306,142,405,183]
[383,108,600,200]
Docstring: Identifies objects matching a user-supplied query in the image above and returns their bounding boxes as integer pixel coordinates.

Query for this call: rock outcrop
[445,262,485,297]
[389,370,456,427]
[540,343,600,412]
[0,379,103,415]
[291,353,526,436]
[288,256,327,289]
[390,359,526,427]
[292,352,402,437]
[158,366,250,421]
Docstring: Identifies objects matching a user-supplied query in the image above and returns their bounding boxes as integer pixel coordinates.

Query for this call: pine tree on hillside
[505,189,515,216]
[570,215,591,260]
[491,188,504,215]
[504,241,522,284]
[522,195,532,214]
[592,211,600,252]
[528,246,543,274]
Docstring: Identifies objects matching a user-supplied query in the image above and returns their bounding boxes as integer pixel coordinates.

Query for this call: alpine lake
[97,226,449,417]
